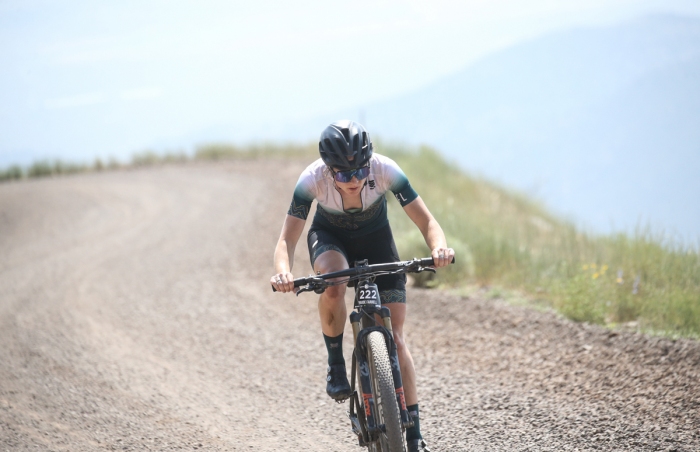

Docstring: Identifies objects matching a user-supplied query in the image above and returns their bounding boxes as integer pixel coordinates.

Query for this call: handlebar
[271,256,454,292]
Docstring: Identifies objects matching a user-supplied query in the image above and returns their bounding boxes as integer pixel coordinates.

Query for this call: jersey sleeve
[287,172,315,220]
[384,159,419,207]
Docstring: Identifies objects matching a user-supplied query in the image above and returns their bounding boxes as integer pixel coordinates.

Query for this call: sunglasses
[330,165,370,183]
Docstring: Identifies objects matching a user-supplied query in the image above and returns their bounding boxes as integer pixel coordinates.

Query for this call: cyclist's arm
[272,214,306,292]
[402,196,454,268]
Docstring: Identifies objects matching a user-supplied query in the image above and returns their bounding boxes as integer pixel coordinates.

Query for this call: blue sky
[2,0,700,165]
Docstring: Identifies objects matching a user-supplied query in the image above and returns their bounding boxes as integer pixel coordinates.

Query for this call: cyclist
[271,120,454,452]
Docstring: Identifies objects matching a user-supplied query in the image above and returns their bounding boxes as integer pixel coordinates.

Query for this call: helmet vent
[341,128,351,144]
[322,138,335,155]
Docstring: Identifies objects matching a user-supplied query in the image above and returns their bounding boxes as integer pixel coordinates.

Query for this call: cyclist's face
[332,167,365,194]
[330,155,366,195]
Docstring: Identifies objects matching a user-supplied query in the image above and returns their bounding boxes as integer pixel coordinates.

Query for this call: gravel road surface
[1,160,698,451]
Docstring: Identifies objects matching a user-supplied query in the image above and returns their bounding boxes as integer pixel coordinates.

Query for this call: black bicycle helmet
[318,120,373,171]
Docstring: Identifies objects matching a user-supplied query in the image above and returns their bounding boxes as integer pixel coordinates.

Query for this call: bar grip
[417,256,456,266]
[271,277,310,292]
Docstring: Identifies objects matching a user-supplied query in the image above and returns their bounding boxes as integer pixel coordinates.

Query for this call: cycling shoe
[407,438,431,452]
[326,364,351,401]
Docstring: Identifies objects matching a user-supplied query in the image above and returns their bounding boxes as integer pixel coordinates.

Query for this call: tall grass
[194,142,317,160]
[0,165,23,182]
[381,143,700,337]
[0,143,316,183]
[0,158,122,181]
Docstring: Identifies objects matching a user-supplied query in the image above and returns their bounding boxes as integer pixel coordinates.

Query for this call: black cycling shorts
[307,224,407,303]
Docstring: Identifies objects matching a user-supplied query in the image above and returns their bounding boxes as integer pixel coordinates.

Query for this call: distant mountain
[230,15,684,240]
[342,14,699,239]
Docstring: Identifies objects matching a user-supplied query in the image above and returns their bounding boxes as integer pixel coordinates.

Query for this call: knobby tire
[367,331,405,452]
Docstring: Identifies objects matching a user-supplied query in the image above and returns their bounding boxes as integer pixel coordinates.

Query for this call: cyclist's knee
[320,284,346,302]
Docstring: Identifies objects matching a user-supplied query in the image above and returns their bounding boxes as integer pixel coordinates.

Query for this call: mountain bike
[287,257,450,452]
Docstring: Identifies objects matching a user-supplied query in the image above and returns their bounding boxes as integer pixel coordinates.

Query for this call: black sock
[406,403,422,441]
[323,333,345,366]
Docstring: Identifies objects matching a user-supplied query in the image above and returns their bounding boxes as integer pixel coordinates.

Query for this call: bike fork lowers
[348,311,413,446]
[349,312,375,445]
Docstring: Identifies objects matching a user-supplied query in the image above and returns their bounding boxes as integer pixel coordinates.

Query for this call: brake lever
[295,284,327,296]
[411,266,436,274]
[295,286,314,296]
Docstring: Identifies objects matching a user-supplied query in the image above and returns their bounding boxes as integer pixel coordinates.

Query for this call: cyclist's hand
[432,247,455,268]
[271,272,295,293]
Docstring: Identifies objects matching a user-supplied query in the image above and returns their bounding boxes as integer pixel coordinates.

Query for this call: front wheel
[367,331,405,452]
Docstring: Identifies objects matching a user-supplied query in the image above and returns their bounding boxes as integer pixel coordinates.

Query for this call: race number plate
[357,283,380,306]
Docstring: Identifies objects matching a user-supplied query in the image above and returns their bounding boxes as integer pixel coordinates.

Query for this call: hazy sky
[2,0,700,164]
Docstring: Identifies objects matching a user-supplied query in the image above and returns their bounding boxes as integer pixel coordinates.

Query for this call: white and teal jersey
[287,153,419,237]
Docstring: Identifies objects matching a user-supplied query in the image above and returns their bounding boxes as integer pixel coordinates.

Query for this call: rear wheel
[367,331,405,452]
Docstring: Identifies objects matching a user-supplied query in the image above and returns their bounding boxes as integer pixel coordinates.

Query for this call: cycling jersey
[287,153,419,238]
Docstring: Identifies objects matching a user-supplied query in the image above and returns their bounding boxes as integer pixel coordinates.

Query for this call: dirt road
[1,160,698,451]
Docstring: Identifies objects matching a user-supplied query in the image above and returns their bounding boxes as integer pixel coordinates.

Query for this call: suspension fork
[350,311,378,439]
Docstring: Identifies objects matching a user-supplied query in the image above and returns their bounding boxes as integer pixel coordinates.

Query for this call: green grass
[381,143,700,337]
[194,142,317,160]
[0,164,23,182]
[2,141,698,337]
[0,158,123,180]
